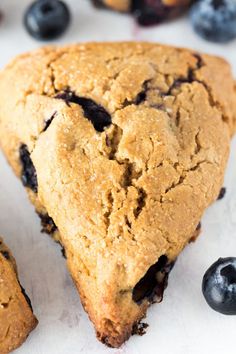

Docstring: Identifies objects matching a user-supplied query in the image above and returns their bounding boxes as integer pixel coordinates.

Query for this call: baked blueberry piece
[0,42,235,347]
[92,0,193,25]
[0,238,37,353]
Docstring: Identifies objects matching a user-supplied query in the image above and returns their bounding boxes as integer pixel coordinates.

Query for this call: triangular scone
[0,43,235,347]
[0,238,37,353]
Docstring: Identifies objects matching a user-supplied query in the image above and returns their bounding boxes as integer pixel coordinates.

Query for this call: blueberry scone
[92,0,193,25]
[0,42,235,347]
[0,238,37,353]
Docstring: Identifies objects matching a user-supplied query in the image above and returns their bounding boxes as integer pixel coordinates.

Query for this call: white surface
[0,1,236,353]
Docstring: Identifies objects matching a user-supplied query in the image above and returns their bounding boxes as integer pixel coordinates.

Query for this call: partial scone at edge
[0,238,37,353]
[92,0,192,12]
[0,42,235,347]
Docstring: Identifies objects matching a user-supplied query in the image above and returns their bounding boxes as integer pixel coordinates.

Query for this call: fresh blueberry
[24,0,70,41]
[202,257,236,315]
[190,0,236,43]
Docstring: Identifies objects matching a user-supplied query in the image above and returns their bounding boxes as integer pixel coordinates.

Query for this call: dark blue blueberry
[20,284,33,311]
[19,144,38,193]
[38,213,57,235]
[60,245,66,259]
[24,0,70,41]
[217,187,226,200]
[202,257,236,315]
[55,90,112,132]
[1,250,10,260]
[190,0,236,43]
[43,111,57,132]
[132,255,175,304]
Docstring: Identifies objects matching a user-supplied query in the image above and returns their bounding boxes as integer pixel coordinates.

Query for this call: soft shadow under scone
[0,238,37,353]
[0,42,235,347]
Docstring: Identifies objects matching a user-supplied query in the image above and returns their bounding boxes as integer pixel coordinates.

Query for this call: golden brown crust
[0,42,235,347]
[0,238,37,353]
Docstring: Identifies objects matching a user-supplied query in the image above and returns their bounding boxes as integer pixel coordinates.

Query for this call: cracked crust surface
[0,42,235,347]
[0,238,37,353]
